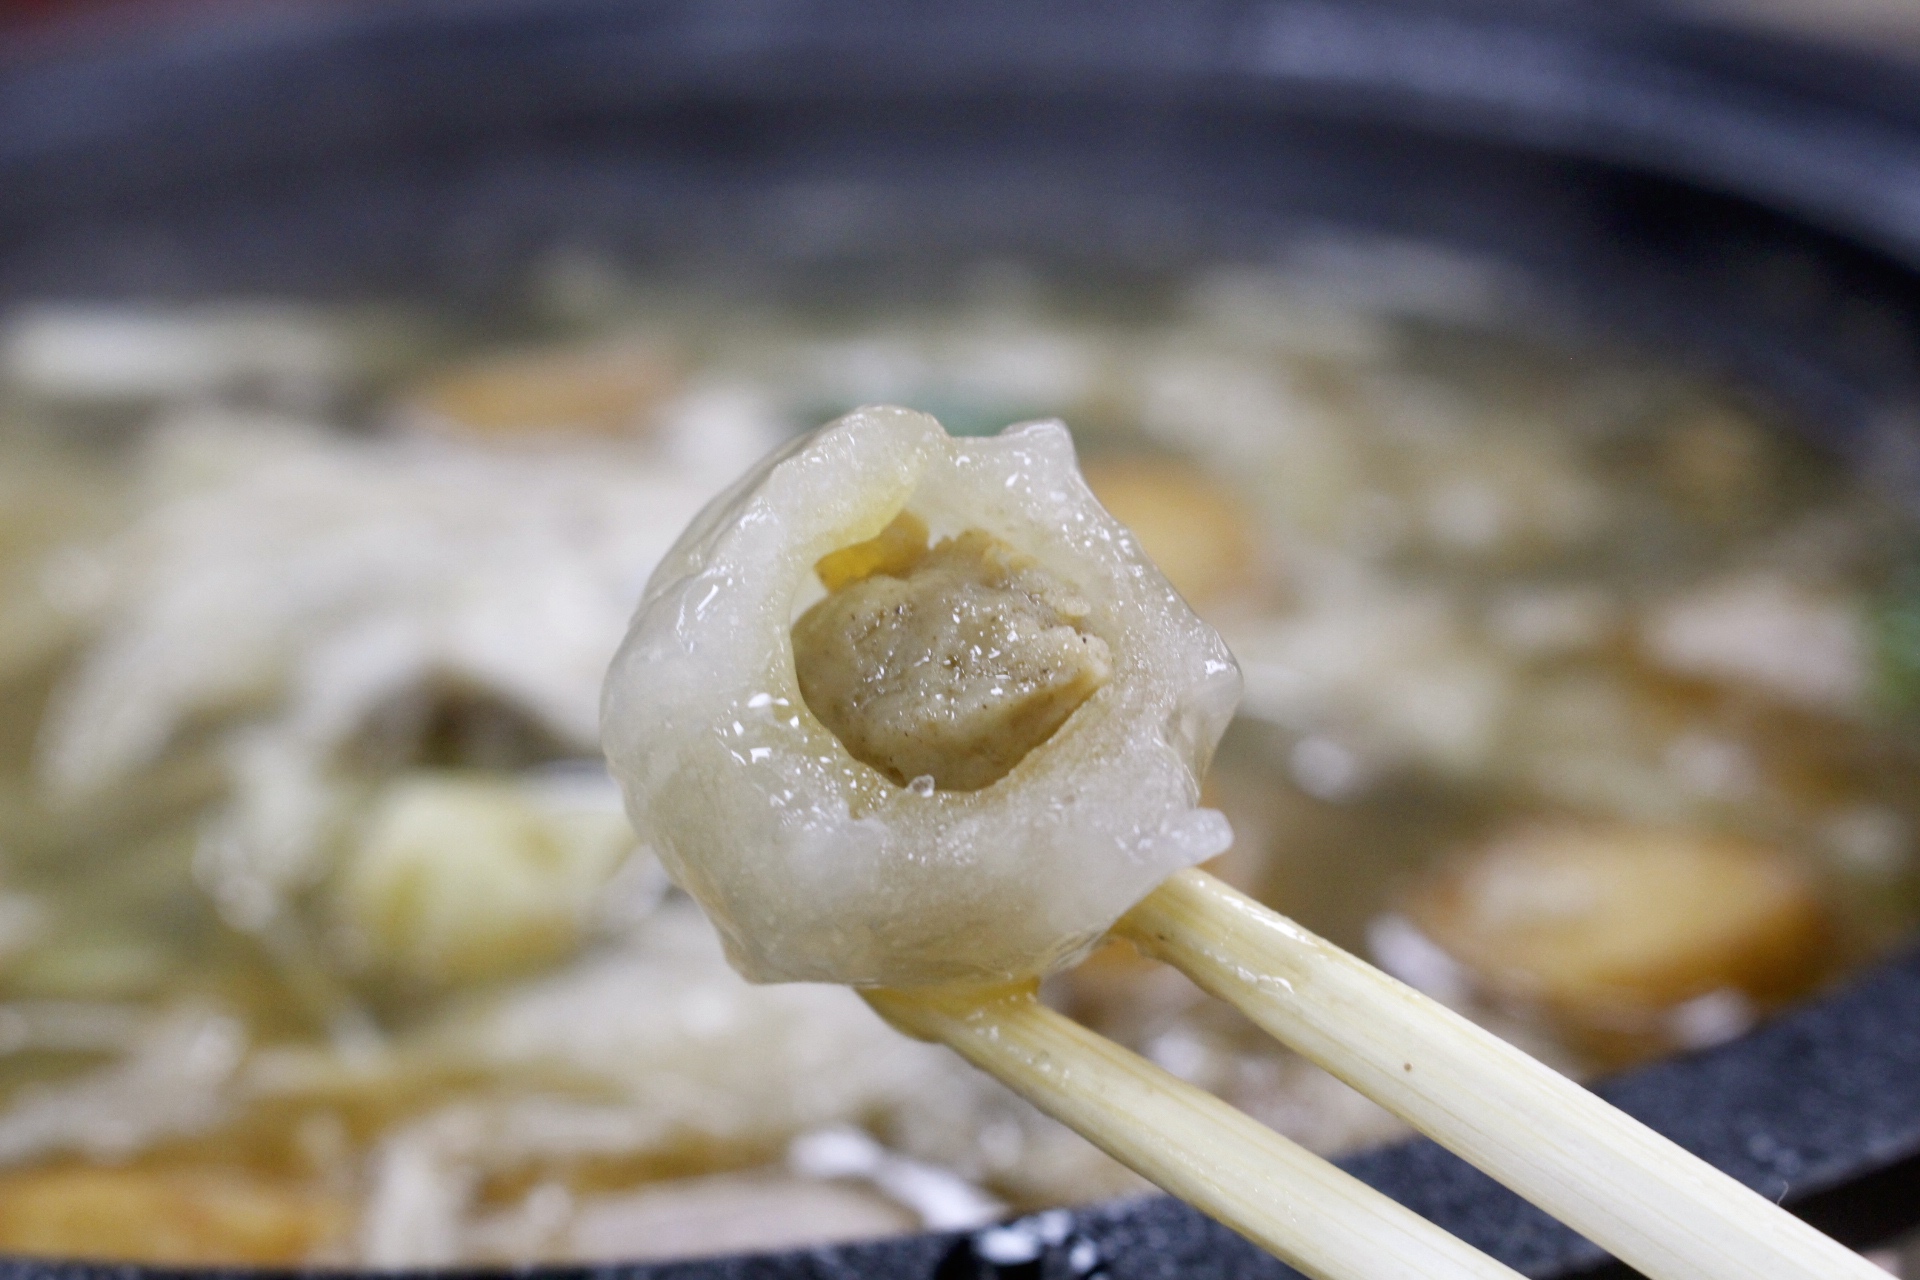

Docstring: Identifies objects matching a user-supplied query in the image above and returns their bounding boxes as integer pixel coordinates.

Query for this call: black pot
[3,3,1920,1277]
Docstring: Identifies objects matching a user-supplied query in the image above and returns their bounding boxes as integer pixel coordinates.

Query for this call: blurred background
[2,2,1920,1277]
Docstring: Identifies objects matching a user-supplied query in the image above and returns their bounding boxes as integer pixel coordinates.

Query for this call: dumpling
[601,406,1240,987]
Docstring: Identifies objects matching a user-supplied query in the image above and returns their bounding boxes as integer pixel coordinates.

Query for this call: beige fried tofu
[793,513,1113,792]
[1406,822,1830,1043]
[1082,458,1256,606]
[0,1166,348,1264]
[410,338,678,438]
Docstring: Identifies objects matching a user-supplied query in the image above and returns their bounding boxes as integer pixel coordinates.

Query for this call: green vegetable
[1872,559,1920,711]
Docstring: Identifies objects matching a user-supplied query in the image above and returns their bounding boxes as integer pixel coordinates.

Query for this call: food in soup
[1400,821,1829,1062]
[0,259,1912,1265]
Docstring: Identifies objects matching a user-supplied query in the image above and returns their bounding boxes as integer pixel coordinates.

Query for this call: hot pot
[1,2,1918,1276]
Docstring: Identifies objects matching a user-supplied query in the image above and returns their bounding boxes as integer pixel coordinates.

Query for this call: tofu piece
[1643,574,1867,713]
[409,338,677,438]
[0,1166,347,1264]
[793,520,1113,791]
[336,772,638,986]
[1406,822,1830,1031]
[1082,458,1257,606]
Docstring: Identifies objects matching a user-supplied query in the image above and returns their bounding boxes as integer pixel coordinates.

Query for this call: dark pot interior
[3,3,1920,1277]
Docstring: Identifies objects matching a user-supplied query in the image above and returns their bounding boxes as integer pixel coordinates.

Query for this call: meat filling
[793,512,1113,791]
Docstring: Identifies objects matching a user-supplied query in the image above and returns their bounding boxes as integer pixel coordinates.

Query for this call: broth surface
[0,261,1915,1265]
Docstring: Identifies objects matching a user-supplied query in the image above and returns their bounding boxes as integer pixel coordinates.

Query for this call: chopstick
[864,982,1526,1280]
[867,869,1880,1278]
[1116,868,1885,1280]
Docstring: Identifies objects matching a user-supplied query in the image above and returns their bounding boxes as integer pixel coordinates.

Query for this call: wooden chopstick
[1118,868,1885,1280]
[864,982,1526,1280]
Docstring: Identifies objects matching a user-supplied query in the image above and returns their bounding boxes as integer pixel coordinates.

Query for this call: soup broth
[0,260,1915,1265]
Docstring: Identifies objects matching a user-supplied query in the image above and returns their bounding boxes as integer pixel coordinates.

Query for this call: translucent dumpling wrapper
[601,406,1241,986]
